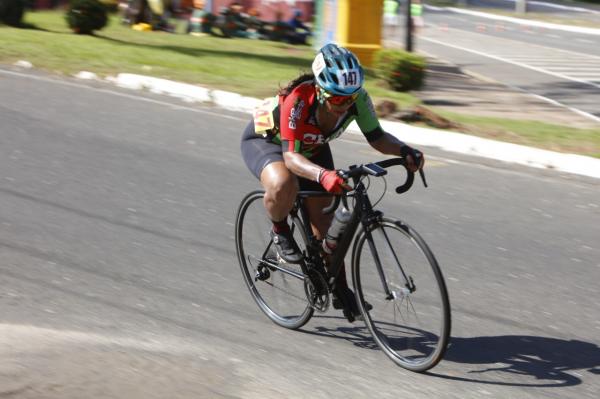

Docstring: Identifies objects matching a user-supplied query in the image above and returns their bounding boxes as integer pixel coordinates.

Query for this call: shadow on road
[427,335,600,388]
[301,316,379,350]
[304,320,599,388]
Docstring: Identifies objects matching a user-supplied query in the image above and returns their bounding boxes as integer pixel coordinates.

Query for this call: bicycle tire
[235,190,313,329]
[352,218,451,372]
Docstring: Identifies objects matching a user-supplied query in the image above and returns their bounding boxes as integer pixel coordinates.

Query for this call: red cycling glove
[319,169,346,194]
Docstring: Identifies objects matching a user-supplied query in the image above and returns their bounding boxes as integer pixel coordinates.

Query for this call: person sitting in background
[286,9,311,45]
[267,11,293,42]
[187,0,214,36]
[217,1,249,38]
[245,7,269,40]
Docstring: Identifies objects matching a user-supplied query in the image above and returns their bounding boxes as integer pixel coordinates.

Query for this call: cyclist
[240,43,424,319]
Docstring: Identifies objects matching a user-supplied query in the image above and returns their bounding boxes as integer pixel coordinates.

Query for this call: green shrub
[0,0,26,27]
[374,49,426,92]
[65,0,108,35]
[98,0,119,12]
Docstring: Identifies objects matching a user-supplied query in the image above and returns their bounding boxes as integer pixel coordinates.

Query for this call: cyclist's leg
[299,145,335,240]
[241,121,301,262]
[260,161,298,222]
[300,148,361,318]
[260,164,302,262]
[241,120,297,220]
[305,192,357,317]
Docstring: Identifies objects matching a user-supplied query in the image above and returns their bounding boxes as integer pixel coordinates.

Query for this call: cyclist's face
[324,93,358,115]
[318,86,358,115]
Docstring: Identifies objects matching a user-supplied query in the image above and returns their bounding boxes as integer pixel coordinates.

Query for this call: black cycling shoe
[270,228,303,264]
[332,286,373,323]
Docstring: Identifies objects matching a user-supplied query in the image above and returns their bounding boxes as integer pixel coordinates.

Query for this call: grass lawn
[1,11,599,158]
[436,111,600,159]
[0,11,417,106]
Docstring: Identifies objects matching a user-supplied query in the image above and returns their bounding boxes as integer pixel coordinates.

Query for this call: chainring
[304,269,330,312]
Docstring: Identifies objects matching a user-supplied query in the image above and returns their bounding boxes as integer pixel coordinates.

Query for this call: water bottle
[322,206,352,254]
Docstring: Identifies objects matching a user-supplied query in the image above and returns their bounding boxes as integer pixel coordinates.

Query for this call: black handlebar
[322,155,428,215]
[373,157,415,194]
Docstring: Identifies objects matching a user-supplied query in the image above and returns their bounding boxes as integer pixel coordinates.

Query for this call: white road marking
[420,36,600,90]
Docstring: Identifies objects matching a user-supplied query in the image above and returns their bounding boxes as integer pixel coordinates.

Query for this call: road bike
[235,157,451,372]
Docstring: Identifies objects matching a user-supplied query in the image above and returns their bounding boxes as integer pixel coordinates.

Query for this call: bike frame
[293,176,395,295]
[269,157,423,303]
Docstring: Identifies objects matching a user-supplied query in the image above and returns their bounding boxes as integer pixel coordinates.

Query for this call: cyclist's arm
[370,133,424,172]
[279,87,324,182]
[369,132,408,155]
[283,152,323,182]
[355,90,423,171]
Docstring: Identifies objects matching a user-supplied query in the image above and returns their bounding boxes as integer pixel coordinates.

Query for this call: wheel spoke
[354,219,450,372]
[236,191,313,329]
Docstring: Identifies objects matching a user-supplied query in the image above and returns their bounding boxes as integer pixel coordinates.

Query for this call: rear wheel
[235,191,313,329]
[352,218,451,372]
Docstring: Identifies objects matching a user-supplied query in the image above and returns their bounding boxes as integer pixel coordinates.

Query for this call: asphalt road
[1,69,599,398]
[392,4,600,120]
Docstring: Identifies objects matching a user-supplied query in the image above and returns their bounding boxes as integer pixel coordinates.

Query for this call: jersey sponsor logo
[288,99,305,130]
[303,133,325,145]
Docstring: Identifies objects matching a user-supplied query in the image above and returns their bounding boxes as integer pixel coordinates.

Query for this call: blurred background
[1,1,599,398]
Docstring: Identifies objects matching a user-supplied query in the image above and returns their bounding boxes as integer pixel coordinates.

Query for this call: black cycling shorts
[240,120,334,191]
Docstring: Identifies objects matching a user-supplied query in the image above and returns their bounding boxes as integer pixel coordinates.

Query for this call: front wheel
[235,190,313,329]
[352,218,451,372]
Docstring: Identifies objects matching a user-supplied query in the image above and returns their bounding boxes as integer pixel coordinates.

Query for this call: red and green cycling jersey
[252,80,384,159]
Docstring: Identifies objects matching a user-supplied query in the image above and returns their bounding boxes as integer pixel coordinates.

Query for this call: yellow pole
[336,0,383,67]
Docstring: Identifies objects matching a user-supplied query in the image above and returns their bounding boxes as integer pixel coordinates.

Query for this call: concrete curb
[104,72,599,180]
[107,73,262,112]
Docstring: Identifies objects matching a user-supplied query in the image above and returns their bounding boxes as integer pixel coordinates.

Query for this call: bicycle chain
[304,269,330,313]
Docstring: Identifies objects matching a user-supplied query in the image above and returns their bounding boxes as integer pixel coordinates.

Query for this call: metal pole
[405,0,413,52]
[516,0,527,14]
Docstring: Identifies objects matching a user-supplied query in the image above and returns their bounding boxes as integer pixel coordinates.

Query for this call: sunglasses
[319,87,359,106]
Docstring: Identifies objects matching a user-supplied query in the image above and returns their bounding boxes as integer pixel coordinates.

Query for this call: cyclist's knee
[273,173,298,194]
[261,165,298,210]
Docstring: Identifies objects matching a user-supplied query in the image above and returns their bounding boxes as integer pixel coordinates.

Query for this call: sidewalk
[99,70,599,180]
[416,58,599,130]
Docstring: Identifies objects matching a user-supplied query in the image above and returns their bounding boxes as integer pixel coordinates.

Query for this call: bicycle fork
[364,218,416,300]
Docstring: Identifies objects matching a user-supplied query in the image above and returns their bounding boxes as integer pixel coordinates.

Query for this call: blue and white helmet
[312,43,364,96]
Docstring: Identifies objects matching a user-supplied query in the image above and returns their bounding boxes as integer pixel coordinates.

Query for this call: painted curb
[107,73,600,180]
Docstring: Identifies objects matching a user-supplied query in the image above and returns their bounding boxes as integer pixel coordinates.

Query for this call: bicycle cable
[369,175,387,208]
